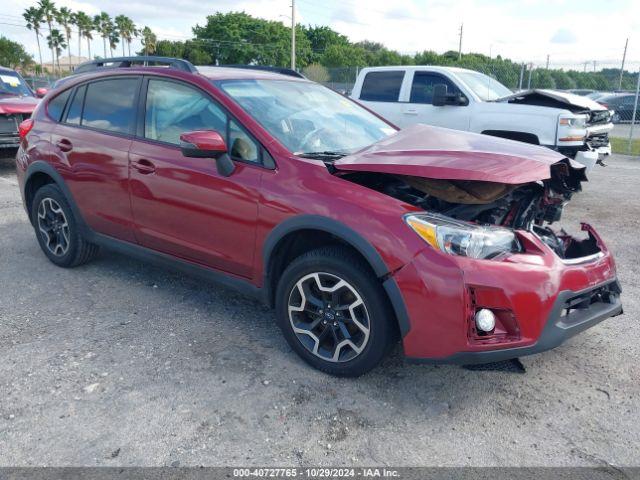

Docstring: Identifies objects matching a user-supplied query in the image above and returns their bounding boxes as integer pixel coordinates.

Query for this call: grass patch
[611,137,640,156]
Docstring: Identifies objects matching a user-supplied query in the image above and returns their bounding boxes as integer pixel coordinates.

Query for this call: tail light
[18,118,33,139]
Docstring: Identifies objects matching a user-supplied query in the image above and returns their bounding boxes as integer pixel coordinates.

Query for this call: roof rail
[221,65,305,79]
[74,56,197,74]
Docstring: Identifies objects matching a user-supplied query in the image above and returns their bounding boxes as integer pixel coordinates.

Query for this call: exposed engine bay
[338,158,601,260]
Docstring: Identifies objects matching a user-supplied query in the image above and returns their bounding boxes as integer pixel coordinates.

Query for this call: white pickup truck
[350,66,613,170]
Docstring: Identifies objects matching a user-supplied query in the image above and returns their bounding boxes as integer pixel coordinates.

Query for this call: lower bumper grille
[0,114,18,134]
[587,132,609,149]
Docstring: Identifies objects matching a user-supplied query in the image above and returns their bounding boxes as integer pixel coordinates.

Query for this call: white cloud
[5,0,640,70]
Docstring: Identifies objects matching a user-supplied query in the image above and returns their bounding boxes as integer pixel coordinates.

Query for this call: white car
[350,66,613,171]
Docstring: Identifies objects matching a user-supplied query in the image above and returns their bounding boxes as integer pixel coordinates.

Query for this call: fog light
[475,309,496,332]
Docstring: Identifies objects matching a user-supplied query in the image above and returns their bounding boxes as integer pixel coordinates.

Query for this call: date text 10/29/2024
[233,468,400,478]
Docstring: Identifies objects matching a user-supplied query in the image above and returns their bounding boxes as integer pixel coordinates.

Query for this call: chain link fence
[18,60,640,156]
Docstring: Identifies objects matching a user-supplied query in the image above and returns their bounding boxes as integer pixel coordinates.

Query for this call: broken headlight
[405,213,521,260]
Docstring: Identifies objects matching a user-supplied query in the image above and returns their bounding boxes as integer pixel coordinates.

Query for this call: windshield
[0,72,33,97]
[456,71,512,101]
[218,79,395,155]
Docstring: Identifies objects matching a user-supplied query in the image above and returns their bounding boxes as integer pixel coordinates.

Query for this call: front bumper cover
[406,279,622,364]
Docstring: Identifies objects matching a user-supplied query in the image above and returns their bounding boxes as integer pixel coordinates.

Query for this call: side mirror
[35,87,48,98]
[179,130,235,177]
[432,84,467,106]
[432,84,447,106]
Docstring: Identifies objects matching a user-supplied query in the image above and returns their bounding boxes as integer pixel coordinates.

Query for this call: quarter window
[47,89,72,121]
[229,120,259,163]
[81,78,139,134]
[410,72,461,104]
[360,71,404,102]
[144,79,227,145]
[65,85,86,125]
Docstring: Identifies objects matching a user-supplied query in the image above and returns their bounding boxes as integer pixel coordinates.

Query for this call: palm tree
[141,26,157,56]
[55,6,74,71]
[115,15,135,57]
[109,30,120,58]
[76,12,93,59]
[23,6,44,73]
[38,0,58,69]
[93,12,113,58]
[47,29,66,74]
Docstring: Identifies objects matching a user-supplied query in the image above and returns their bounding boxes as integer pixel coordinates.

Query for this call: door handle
[132,159,156,174]
[56,138,73,152]
[403,108,418,115]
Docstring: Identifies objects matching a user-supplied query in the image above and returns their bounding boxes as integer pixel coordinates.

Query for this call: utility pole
[593,60,597,72]
[291,0,296,71]
[458,23,463,61]
[583,61,588,73]
[619,38,628,90]
[546,54,549,69]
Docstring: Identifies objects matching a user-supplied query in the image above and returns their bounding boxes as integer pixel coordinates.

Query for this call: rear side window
[360,71,404,102]
[81,78,138,134]
[410,72,461,104]
[65,85,86,125]
[47,89,72,121]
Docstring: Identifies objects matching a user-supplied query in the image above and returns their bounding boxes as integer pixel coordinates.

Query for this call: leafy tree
[0,36,34,70]
[154,39,212,64]
[302,25,349,63]
[192,12,311,67]
[321,43,366,68]
[23,6,44,71]
[414,50,444,65]
[531,69,555,89]
[55,7,74,70]
[549,69,576,90]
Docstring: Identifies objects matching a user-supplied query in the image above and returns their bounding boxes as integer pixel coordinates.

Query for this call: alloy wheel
[288,272,370,362]
[37,197,70,257]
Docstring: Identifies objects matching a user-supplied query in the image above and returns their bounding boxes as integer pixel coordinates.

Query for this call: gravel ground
[0,152,638,468]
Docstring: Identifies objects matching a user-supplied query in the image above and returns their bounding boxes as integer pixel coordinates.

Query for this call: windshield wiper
[297,151,348,160]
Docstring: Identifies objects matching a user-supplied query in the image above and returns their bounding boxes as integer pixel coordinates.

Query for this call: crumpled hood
[498,89,607,112]
[334,124,585,185]
[0,95,39,115]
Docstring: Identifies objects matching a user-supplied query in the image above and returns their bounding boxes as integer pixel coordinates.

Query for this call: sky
[3,0,638,69]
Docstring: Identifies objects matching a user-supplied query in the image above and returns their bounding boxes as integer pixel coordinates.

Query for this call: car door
[357,70,406,126]
[51,76,140,242]
[127,77,262,278]
[401,71,471,131]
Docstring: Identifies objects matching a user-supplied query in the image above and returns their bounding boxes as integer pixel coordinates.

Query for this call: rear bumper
[406,279,622,364]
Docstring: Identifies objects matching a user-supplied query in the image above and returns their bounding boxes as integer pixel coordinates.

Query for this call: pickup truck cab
[351,66,613,171]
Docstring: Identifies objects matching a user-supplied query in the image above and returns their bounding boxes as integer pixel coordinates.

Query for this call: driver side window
[145,79,227,145]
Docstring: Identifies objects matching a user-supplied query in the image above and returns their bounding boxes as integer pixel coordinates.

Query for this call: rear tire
[275,246,396,377]
[31,184,99,268]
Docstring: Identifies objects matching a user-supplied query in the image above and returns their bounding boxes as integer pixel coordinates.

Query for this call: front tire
[31,184,99,268]
[275,246,396,377]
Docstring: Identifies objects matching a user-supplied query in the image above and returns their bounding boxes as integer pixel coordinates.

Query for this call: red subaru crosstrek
[15,57,622,376]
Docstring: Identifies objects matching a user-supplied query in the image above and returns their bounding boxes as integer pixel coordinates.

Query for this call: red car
[15,57,622,376]
[0,66,44,151]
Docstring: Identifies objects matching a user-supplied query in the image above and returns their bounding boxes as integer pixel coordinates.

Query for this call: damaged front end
[333,125,599,262]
